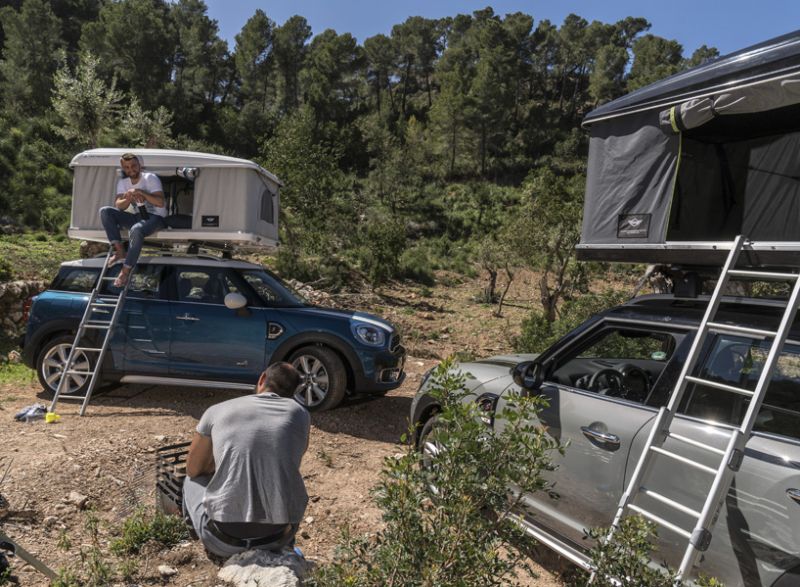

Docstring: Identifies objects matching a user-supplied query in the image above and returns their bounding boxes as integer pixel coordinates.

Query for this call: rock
[7,350,21,363]
[67,491,89,509]
[154,435,167,442]
[304,516,314,524]
[300,530,310,540]
[158,564,178,577]
[43,516,59,529]
[218,548,312,587]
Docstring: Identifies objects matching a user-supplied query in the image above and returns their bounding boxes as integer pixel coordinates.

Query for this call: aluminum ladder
[49,248,134,416]
[602,234,800,581]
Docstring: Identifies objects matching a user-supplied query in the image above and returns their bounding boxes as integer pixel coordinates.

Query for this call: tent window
[260,188,274,224]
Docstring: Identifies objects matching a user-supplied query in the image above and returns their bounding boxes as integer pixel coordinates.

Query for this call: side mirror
[224,292,248,310]
[511,361,543,394]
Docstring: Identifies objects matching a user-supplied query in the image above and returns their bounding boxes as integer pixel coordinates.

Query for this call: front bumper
[354,344,406,393]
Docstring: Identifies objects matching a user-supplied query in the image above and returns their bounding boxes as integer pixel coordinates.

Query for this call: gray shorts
[182,475,298,558]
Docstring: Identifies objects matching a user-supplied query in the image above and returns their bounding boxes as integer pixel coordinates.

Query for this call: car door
[103,263,171,375]
[169,265,267,383]
[627,332,800,586]
[495,319,688,547]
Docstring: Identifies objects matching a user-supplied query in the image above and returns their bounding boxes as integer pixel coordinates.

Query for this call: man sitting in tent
[183,362,310,558]
[99,152,167,287]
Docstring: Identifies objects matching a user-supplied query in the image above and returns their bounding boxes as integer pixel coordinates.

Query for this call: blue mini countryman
[21,254,405,411]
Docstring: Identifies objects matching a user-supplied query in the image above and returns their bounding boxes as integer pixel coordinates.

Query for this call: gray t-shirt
[197,394,310,524]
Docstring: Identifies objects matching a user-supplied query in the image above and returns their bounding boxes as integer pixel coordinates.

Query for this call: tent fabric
[68,149,280,248]
[581,112,679,245]
[658,75,800,133]
[578,30,800,265]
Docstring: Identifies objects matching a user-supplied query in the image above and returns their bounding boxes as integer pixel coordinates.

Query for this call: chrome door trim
[119,375,254,391]
[580,426,621,446]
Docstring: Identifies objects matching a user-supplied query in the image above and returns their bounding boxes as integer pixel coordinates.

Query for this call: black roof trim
[583,29,800,126]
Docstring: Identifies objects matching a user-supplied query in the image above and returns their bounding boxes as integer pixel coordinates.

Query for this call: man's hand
[186,432,215,478]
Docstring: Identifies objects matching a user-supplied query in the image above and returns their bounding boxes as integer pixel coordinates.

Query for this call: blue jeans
[99,206,165,269]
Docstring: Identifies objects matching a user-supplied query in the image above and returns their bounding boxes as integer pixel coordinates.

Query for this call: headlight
[352,324,386,346]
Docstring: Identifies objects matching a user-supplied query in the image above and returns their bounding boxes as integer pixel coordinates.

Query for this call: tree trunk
[484,268,498,303]
[495,264,515,317]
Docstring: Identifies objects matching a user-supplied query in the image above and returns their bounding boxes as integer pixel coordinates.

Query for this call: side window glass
[242,272,281,303]
[128,265,164,299]
[549,326,678,403]
[176,268,228,305]
[680,335,800,441]
[54,268,99,292]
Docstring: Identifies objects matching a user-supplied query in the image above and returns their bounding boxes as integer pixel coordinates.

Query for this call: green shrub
[0,257,12,281]
[399,245,435,285]
[585,515,723,586]
[309,359,563,587]
[110,508,189,555]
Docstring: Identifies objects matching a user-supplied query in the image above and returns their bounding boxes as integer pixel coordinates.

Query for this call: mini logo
[617,214,650,238]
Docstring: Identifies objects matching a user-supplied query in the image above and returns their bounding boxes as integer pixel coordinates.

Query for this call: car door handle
[175,314,199,321]
[581,426,620,446]
[788,488,800,505]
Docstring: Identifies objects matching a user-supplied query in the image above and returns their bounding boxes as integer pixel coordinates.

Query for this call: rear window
[51,267,99,293]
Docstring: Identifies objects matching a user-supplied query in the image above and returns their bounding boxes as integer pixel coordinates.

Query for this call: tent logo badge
[617,214,650,238]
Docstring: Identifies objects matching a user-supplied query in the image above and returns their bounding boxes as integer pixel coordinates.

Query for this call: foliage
[516,289,628,353]
[309,358,563,587]
[109,507,189,555]
[0,233,81,281]
[52,52,123,149]
[585,515,723,587]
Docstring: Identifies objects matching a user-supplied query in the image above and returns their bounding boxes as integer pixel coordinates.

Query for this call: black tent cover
[578,30,800,265]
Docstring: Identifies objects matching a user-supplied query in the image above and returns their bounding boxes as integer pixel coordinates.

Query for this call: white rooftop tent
[69,148,282,249]
[578,30,800,266]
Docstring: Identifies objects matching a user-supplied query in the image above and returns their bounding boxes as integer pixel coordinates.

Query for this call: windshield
[238,269,308,306]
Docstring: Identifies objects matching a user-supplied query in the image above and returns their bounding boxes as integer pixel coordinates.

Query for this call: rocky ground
[0,270,576,586]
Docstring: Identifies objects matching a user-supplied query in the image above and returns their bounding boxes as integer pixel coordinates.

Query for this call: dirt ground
[0,270,572,586]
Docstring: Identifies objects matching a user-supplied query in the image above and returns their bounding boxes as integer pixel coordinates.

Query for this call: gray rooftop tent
[578,30,800,266]
[69,148,281,249]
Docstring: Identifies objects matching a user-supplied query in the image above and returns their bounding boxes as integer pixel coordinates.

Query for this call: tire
[36,334,94,396]
[288,345,347,411]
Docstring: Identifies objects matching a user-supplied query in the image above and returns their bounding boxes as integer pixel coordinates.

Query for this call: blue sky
[204,1,800,57]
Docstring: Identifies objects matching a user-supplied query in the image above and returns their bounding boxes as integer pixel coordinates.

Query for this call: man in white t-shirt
[99,153,167,287]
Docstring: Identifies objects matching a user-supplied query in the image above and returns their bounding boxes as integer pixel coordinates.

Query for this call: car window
[102,264,165,299]
[549,326,679,403]
[176,267,237,305]
[52,267,99,292]
[680,334,800,441]
[242,272,282,302]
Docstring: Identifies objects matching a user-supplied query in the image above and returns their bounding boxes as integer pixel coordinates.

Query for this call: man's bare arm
[115,193,133,210]
[186,432,215,478]
[131,189,165,208]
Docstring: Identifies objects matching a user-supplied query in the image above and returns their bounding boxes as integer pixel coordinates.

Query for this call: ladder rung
[627,504,692,539]
[73,347,103,352]
[84,324,111,330]
[65,370,95,376]
[706,322,777,339]
[57,394,89,401]
[684,375,755,398]
[728,269,798,281]
[639,487,702,519]
[86,321,112,326]
[650,447,718,475]
[667,432,726,456]
[91,302,117,307]
[100,277,119,281]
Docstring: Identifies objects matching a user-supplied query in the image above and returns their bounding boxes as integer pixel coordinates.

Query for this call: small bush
[0,257,12,281]
[399,245,435,285]
[585,516,723,587]
[110,508,189,555]
[309,359,563,587]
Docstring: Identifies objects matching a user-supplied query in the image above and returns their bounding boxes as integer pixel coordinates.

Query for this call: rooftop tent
[578,30,800,265]
[69,148,282,250]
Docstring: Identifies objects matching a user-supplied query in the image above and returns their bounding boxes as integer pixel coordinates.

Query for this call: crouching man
[184,362,309,558]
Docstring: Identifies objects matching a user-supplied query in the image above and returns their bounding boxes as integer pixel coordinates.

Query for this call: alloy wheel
[41,343,90,395]
[292,354,330,407]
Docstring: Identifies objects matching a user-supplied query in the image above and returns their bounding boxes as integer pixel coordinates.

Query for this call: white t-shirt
[116,171,167,217]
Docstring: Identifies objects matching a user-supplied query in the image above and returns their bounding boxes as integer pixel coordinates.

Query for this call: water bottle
[137,203,150,219]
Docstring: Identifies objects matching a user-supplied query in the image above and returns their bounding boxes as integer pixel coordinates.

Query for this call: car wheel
[36,335,93,396]
[418,414,443,468]
[288,346,347,411]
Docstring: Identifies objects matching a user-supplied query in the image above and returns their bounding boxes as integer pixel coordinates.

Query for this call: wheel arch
[269,332,360,391]
[25,320,80,368]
